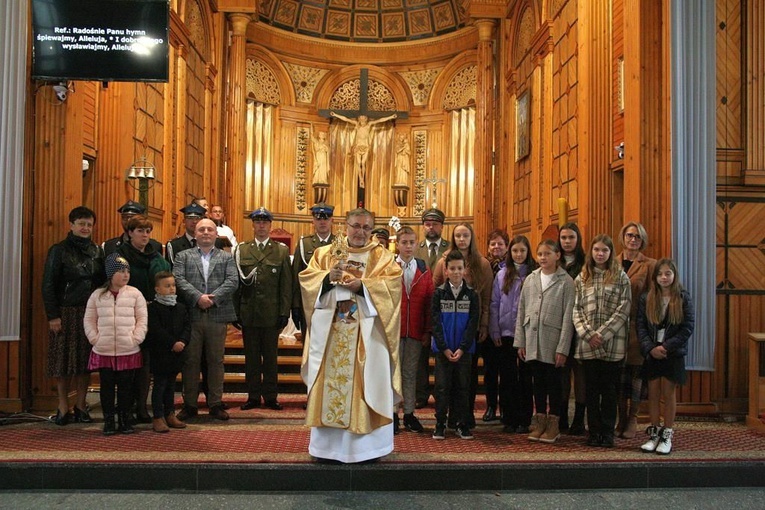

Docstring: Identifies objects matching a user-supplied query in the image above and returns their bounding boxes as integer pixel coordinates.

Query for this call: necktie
[258,242,264,251]
[191,238,197,248]
[429,243,438,268]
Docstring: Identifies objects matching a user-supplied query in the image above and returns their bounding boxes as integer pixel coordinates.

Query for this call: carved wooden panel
[716,0,742,152]
[714,197,765,410]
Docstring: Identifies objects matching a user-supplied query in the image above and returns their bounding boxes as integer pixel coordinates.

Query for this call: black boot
[102,415,117,436]
[568,402,586,436]
[118,412,135,434]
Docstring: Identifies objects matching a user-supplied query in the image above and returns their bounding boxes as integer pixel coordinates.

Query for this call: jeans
[151,372,178,418]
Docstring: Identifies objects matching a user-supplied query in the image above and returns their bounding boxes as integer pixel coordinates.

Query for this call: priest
[299,208,402,463]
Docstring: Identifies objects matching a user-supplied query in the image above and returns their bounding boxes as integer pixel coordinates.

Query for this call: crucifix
[423,168,446,208]
[319,68,408,208]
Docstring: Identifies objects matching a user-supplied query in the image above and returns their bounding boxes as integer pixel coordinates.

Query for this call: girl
[573,235,631,448]
[433,223,494,429]
[84,253,148,435]
[557,223,587,434]
[637,259,695,455]
[615,222,656,439]
[515,240,575,443]
[482,229,511,422]
[488,235,537,432]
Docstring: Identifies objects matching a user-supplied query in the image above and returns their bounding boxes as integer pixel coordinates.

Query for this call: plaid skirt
[46,306,91,377]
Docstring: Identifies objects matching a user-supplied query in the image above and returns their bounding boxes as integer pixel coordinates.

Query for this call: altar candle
[558,198,568,226]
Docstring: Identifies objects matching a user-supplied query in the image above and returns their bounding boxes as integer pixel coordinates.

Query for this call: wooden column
[745,0,765,185]
[224,13,251,238]
[578,0,612,237]
[473,19,495,248]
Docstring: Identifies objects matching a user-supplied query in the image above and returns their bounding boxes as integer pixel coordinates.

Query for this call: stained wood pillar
[745,0,765,185]
[473,19,495,248]
[225,13,251,238]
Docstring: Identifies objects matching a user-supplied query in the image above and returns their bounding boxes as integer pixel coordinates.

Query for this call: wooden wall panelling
[29,85,88,408]
[612,0,624,147]
[92,83,137,245]
[745,0,765,185]
[622,0,671,257]
[173,44,190,238]
[716,0,743,158]
[578,0,611,239]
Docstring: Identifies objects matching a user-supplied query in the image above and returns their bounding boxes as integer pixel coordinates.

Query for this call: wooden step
[224,354,302,366]
[222,373,305,385]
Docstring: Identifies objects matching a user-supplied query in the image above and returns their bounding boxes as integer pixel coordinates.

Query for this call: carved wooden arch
[509,1,541,68]
[245,44,297,107]
[428,50,477,111]
[178,0,212,61]
[313,64,412,113]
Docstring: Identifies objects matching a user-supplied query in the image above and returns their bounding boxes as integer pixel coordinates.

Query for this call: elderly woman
[42,206,105,425]
[117,215,171,423]
[615,221,656,439]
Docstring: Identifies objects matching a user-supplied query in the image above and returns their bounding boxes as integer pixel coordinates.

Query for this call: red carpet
[2,395,764,465]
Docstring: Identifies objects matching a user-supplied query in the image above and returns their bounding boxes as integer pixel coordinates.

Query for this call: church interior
[1,0,763,424]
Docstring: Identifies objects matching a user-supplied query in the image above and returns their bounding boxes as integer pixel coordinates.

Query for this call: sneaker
[640,425,661,453]
[432,423,446,440]
[403,413,424,433]
[655,427,673,455]
[456,424,474,440]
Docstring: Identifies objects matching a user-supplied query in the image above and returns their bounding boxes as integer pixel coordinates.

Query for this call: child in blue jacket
[431,250,479,440]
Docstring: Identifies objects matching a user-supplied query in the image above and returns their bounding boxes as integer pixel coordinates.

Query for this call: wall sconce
[126,157,156,190]
[614,142,625,160]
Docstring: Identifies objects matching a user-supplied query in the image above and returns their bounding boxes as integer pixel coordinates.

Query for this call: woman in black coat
[41,206,105,425]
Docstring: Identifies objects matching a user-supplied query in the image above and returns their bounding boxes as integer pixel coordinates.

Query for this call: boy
[145,271,191,432]
[431,250,479,440]
[395,227,435,434]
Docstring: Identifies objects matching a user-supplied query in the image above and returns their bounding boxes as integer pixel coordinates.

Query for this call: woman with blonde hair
[615,221,656,438]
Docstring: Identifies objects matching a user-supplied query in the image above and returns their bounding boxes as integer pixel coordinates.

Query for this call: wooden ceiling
[256,0,470,42]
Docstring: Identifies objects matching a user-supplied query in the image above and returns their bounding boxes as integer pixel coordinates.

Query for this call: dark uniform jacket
[103,233,163,257]
[234,239,292,328]
[291,233,334,329]
[414,237,449,272]
[42,233,106,319]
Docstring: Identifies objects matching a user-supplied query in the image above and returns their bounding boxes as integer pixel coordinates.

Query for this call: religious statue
[394,133,410,186]
[330,112,397,188]
[311,131,330,185]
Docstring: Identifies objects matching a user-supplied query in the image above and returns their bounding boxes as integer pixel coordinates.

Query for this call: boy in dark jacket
[145,271,191,433]
[395,227,435,434]
[431,250,479,440]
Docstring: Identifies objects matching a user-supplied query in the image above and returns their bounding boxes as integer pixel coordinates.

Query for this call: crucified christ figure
[330,112,397,188]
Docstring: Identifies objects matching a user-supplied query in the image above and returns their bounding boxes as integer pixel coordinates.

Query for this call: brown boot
[528,414,547,442]
[539,415,560,443]
[152,417,169,433]
[165,413,187,429]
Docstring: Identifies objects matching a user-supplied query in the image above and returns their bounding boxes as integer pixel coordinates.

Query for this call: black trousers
[99,368,136,416]
[527,360,563,415]
[242,326,280,403]
[151,372,178,418]
[434,353,472,426]
[582,359,621,436]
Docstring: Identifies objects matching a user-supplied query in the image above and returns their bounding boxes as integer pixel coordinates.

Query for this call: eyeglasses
[347,223,373,232]
[625,233,641,240]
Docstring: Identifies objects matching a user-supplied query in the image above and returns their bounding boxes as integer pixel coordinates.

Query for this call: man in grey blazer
[173,218,239,421]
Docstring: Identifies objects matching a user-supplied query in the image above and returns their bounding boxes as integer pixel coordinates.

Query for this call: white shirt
[397,256,415,293]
